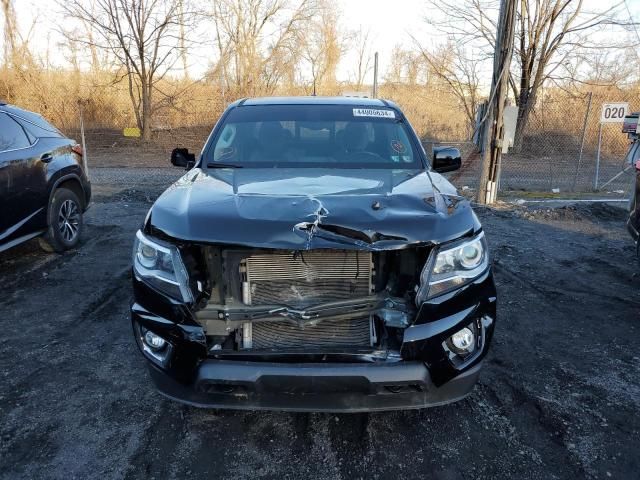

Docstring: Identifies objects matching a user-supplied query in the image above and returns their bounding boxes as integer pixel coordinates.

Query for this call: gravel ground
[90,166,183,187]
[1,170,639,479]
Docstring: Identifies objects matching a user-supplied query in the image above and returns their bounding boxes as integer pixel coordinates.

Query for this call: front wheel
[39,188,84,253]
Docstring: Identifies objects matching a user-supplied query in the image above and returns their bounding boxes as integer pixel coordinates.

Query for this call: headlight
[416,232,489,303]
[133,230,193,302]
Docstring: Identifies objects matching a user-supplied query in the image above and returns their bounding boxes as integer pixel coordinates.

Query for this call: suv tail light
[71,144,83,156]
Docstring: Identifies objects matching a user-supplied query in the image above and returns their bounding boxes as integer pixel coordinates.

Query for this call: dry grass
[1,67,638,177]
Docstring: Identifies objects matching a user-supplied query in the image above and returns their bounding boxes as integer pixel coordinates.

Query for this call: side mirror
[432,147,462,173]
[171,148,196,170]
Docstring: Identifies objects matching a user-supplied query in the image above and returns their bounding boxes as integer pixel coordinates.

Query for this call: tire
[39,187,84,253]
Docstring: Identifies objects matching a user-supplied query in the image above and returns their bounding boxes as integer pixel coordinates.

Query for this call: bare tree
[1,0,17,68]
[1,0,37,71]
[178,0,188,79]
[61,2,113,76]
[561,47,640,90]
[385,45,429,86]
[426,0,632,149]
[211,0,318,96]
[413,41,482,136]
[300,1,346,94]
[61,0,194,140]
[349,27,372,90]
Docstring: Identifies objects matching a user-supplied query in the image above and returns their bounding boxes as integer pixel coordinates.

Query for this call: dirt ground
[1,169,639,480]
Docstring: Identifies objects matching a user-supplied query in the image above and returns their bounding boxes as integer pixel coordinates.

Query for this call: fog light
[134,323,174,368]
[451,327,474,352]
[144,330,167,350]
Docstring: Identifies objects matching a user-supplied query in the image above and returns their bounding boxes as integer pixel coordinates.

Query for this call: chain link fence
[426,92,637,196]
[0,70,225,168]
[2,67,635,196]
[64,82,226,168]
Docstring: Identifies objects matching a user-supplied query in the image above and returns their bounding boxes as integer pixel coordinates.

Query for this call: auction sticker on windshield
[391,140,406,153]
[353,108,395,119]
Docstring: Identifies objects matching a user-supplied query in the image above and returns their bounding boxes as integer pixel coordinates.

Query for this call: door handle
[40,153,53,163]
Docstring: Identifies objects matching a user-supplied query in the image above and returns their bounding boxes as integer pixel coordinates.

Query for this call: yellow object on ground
[123,127,141,137]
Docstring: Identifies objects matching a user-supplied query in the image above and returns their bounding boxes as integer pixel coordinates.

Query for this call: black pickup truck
[130,96,497,412]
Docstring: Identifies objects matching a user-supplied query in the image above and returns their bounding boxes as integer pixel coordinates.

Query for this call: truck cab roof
[229,96,400,111]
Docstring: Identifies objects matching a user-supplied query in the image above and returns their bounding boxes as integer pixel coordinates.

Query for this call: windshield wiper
[206,162,243,168]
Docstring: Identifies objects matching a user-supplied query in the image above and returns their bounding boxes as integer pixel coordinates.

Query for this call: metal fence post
[573,91,592,191]
[372,52,379,98]
[78,100,89,176]
[594,122,602,190]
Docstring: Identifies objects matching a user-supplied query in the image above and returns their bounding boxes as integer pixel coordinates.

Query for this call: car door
[0,112,47,245]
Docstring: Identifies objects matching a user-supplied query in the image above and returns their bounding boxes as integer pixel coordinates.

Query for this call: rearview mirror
[432,147,462,173]
[171,148,196,170]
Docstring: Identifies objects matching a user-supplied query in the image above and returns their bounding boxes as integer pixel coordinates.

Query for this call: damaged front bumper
[131,268,496,412]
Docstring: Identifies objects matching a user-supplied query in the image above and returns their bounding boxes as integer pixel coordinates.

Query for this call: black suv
[0,102,91,253]
[131,97,496,412]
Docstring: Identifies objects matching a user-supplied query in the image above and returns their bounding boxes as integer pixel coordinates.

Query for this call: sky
[337,0,427,80]
[2,0,431,81]
[3,0,640,83]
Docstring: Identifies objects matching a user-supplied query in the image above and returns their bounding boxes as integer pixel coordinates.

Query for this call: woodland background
[1,0,639,192]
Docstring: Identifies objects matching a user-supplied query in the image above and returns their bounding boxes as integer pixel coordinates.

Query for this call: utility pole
[1,0,17,68]
[178,0,189,79]
[372,52,379,98]
[477,0,517,205]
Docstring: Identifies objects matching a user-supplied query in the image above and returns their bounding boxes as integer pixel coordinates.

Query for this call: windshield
[205,104,423,169]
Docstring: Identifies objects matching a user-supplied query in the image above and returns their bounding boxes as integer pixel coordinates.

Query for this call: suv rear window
[0,113,31,151]
[2,106,63,138]
[206,104,422,169]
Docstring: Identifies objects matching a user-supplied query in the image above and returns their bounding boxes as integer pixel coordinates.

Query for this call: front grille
[243,250,372,308]
[249,316,372,350]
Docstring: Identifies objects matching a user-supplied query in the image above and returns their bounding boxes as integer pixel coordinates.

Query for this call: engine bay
[186,245,431,356]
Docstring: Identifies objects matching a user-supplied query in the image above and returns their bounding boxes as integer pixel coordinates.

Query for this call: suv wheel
[39,188,84,253]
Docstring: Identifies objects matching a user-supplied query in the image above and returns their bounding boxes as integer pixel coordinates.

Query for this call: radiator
[247,316,373,350]
[242,250,372,308]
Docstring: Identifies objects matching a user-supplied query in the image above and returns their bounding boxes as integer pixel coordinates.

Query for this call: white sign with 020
[600,103,628,123]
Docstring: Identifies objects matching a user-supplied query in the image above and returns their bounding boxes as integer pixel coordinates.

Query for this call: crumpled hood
[147,168,479,250]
